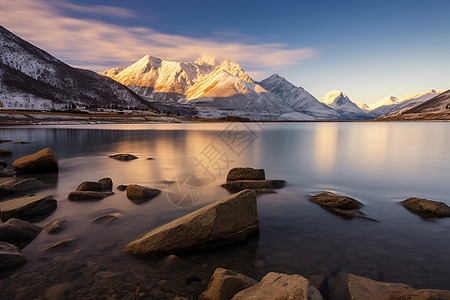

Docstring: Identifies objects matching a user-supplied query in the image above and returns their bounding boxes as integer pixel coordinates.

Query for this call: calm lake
[1,122,450,299]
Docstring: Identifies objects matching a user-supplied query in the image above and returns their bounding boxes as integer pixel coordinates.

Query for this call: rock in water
[0,160,7,168]
[200,268,258,300]
[0,242,27,271]
[226,167,265,181]
[68,191,113,201]
[0,218,42,248]
[309,192,362,210]
[222,180,286,192]
[44,219,66,234]
[108,154,138,161]
[401,197,450,218]
[124,190,259,257]
[126,184,161,203]
[76,178,113,192]
[232,272,323,300]
[12,148,58,173]
[0,148,13,156]
[0,195,57,221]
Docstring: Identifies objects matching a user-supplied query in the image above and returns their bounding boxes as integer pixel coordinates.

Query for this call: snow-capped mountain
[369,89,445,117]
[0,25,154,110]
[355,102,370,111]
[258,74,342,119]
[319,90,372,120]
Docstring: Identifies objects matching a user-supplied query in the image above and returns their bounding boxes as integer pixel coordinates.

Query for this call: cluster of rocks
[68,177,114,201]
[221,167,286,193]
[198,268,450,300]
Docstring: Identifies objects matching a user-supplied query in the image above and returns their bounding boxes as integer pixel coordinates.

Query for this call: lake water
[1,122,450,299]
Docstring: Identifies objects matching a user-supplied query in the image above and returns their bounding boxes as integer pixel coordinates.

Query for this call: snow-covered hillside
[319,91,372,120]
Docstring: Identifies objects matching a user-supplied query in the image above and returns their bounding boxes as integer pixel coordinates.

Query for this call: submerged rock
[0,218,42,248]
[44,218,66,234]
[0,160,7,168]
[108,154,138,161]
[126,184,161,203]
[12,147,58,173]
[347,273,450,300]
[124,189,259,257]
[232,272,323,300]
[309,192,362,210]
[68,191,113,201]
[0,194,57,221]
[226,167,265,181]
[401,197,450,218]
[200,268,258,300]
[0,148,12,156]
[116,184,128,191]
[44,283,71,300]
[93,213,120,224]
[46,238,77,250]
[0,241,27,271]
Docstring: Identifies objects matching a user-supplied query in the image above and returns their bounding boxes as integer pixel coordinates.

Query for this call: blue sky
[1,0,449,104]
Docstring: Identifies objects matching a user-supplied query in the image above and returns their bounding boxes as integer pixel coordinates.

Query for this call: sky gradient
[0,0,449,104]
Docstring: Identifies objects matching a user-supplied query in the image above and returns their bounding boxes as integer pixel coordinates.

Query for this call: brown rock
[98,178,113,191]
[0,160,7,168]
[0,148,12,156]
[387,287,450,300]
[0,168,15,177]
[93,213,120,224]
[68,191,113,201]
[347,273,412,300]
[226,167,265,181]
[0,241,27,270]
[116,184,128,191]
[44,219,66,234]
[44,283,71,300]
[232,272,323,300]
[0,194,57,221]
[12,148,58,173]
[222,180,286,193]
[401,197,450,218]
[0,218,42,248]
[76,181,103,191]
[126,184,161,203]
[0,178,44,196]
[200,268,258,300]
[108,154,138,161]
[309,192,362,210]
[124,190,259,257]
[46,238,77,250]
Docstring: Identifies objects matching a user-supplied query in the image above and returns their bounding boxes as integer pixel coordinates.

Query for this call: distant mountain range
[1,25,448,121]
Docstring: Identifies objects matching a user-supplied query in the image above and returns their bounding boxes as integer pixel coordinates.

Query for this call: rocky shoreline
[1,147,450,299]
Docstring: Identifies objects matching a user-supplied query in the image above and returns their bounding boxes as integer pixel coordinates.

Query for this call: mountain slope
[0,25,155,110]
[259,74,342,119]
[377,90,450,120]
[369,90,445,117]
[319,91,372,120]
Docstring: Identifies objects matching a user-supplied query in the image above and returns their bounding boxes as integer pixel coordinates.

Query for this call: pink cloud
[0,0,317,72]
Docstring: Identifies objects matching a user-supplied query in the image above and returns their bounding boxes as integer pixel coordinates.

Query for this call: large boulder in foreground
[0,241,27,271]
[226,167,265,181]
[347,273,450,300]
[200,268,258,300]
[232,272,323,300]
[401,197,450,218]
[0,194,57,221]
[0,218,42,248]
[309,192,362,210]
[12,148,58,173]
[124,189,259,257]
[126,184,161,203]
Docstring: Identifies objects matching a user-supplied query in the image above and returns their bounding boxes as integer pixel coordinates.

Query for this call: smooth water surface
[1,122,450,299]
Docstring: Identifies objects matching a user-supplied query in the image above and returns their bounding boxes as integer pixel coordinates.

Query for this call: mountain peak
[195,55,219,67]
[319,90,346,105]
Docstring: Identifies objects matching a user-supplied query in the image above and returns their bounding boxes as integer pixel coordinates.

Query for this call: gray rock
[68,191,114,201]
[401,197,450,218]
[309,192,362,210]
[0,194,57,221]
[0,160,7,168]
[0,241,27,270]
[44,283,71,300]
[44,219,66,234]
[108,154,138,161]
[46,238,77,250]
[232,272,323,300]
[0,218,42,248]
[93,213,120,224]
[12,147,58,173]
[0,148,12,156]
[0,168,15,177]
[200,268,258,300]
[2,178,44,195]
[124,189,259,257]
[116,184,128,191]
[222,180,286,193]
[226,167,265,181]
[126,184,161,203]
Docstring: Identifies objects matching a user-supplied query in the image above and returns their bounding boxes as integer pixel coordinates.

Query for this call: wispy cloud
[0,0,317,72]
[51,0,135,18]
